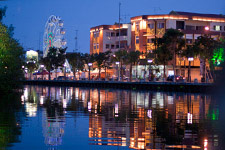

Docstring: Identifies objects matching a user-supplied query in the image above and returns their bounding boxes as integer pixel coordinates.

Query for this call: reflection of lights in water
[204,139,208,150]
[147,110,152,118]
[88,102,91,112]
[152,93,164,108]
[63,99,67,108]
[95,104,97,114]
[122,137,126,146]
[115,103,118,117]
[187,113,193,124]
[24,88,28,100]
[168,96,174,104]
[25,103,37,117]
[59,87,62,96]
[75,89,79,99]
[40,96,44,105]
[82,92,85,101]
[21,95,25,104]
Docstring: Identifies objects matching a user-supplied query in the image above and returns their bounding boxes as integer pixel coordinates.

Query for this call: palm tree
[114,50,128,81]
[162,29,185,81]
[181,45,195,82]
[127,51,140,81]
[66,52,82,80]
[102,51,111,80]
[155,44,173,80]
[94,52,105,80]
[194,35,219,81]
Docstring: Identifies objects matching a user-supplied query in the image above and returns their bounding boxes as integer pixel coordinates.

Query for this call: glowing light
[204,139,208,150]
[88,102,91,112]
[188,57,194,61]
[205,26,209,31]
[147,109,152,118]
[187,113,193,124]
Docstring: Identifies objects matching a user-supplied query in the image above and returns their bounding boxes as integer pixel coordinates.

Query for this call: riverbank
[23,80,214,93]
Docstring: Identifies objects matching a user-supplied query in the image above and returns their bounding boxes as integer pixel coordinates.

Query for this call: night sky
[1,0,225,53]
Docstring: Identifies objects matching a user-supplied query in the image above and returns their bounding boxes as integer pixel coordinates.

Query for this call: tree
[26,59,38,80]
[162,29,185,80]
[66,52,82,80]
[114,50,128,81]
[127,51,140,81]
[0,7,24,92]
[181,45,195,82]
[40,47,66,80]
[194,35,219,81]
[102,51,111,80]
[155,44,173,80]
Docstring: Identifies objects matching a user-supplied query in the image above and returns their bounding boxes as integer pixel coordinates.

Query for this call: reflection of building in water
[42,107,65,146]
[86,90,213,149]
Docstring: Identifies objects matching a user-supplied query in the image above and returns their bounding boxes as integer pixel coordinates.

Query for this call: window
[96,43,99,49]
[136,36,139,44]
[106,44,110,49]
[136,22,140,31]
[111,32,115,37]
[106,32,110,37]
[93,43,96,49]
[148,23,154,29]
[176,21,184,30]
[196,26,204,31]
[111,44,115,49]
[157,23,164,29]
[186,39,192,44]
[120,29,127,36]
[116,44,119,48]
[214,25,222,31]
[186,25,195,30]
[147,38,152,43]
[94,32,99,38]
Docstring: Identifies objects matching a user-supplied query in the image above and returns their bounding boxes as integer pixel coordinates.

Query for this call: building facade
[90,24,131,54]
[131,11,225,53]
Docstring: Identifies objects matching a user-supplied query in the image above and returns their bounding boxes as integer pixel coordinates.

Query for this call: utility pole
[118,2,121,51]
[74,30,78,53]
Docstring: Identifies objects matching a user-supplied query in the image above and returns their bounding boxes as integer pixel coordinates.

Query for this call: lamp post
[88,63,92,80]
[64,63,67,78]
[40,65,44,80]
[148,59,153,81]
[188,57,194,82]
[116,62,120,81]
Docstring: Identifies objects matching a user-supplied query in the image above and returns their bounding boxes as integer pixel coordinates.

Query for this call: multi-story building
[130,11,225,80]
[90,24,131,54]
[131,11,225,53]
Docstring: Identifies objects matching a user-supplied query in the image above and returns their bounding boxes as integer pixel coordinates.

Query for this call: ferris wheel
[43,15,66,57]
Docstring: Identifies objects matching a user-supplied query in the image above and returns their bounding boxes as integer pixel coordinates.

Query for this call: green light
[211,48,224,66]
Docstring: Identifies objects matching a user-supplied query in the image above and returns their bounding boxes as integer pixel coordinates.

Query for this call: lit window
[136,22,140,31]
[214,25,221,31]
[136,36,139,44]
[96,43,99,49]
[157,23,164,29]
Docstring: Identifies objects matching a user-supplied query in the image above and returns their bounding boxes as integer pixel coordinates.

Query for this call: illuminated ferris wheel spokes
[43,15,66,57]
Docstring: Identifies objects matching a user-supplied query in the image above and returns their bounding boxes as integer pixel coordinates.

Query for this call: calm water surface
[0,85,223,150]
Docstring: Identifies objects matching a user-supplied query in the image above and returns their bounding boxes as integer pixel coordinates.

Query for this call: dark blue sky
[1,0,225,53]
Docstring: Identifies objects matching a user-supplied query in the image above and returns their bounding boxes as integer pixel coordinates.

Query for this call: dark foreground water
[0,85,224,150]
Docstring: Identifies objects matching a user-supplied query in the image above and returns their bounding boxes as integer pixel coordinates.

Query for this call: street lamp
[148,59,153,81]
[88,63,92,80]
[115,62,120,81]
[40,65,44,80]
[188,57,194,82]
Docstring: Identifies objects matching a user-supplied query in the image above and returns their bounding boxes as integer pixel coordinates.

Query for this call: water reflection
[5,86,221,149]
